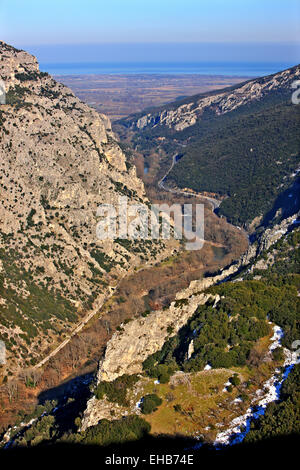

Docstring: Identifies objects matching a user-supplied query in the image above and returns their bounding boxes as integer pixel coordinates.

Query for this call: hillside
[0,45,299,455]
[116,65,300,228]
[78,216,299,447]
[6,212,298,450]
[0,42,171,373]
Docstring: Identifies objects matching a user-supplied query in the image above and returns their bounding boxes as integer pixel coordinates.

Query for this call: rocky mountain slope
[0,42,171,373]
[120,65,300,132]
[117,65,300,228]
[82,211,299,434]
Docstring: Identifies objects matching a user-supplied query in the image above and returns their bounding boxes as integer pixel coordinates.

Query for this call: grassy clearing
[129,332,278,441]
[131,369,239,438]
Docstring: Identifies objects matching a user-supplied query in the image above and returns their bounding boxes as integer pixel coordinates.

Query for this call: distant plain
[55,74,250,120]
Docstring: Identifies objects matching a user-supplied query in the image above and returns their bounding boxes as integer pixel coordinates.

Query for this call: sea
[40,61,295,77]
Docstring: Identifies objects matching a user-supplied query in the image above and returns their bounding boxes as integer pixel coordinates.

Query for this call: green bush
[60,416,150,447]
[141,394,162,414]
[229,374,241,386]
[95,374,139,406]
[272,346,285,362]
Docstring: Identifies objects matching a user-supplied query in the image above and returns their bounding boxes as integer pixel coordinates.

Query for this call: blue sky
[0,0,299,63]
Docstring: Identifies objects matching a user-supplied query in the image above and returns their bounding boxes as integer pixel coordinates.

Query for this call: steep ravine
[81,210,299,431]
[1,42,298,447]
[1,211,298,448]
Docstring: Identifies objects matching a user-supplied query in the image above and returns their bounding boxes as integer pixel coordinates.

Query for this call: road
[36,289,115,368]
[158,153,221,211]
[35,260,155,369]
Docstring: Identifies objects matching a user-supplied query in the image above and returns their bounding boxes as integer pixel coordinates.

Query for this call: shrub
[173,404,182,413]
[272,346,284,362]
[95,374,139,406]
[61,416,150,446]
[229,374,241,386]
[141,394,162,414]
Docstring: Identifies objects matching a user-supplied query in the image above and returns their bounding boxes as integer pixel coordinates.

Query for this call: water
[39,61,295,77]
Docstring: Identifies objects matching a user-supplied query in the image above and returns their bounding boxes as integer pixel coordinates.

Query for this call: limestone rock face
[97,292,212,383]
[130,66,300,131]
[0,42,170,370]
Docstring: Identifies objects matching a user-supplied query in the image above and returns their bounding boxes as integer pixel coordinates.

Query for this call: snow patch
[214,325,300,447]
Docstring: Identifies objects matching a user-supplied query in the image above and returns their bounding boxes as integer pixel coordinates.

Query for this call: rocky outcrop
[94,265,242,386]
[129,66,300,132]
[97,292,213,383]
[81,264,239,429]
[238,211,300,268]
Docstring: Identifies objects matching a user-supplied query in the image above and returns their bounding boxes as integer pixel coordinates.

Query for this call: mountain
[116,65,300,228]
[0,42,170,372]
[11,210,298,451]
[0,45,299,455]
[75,213,299,449]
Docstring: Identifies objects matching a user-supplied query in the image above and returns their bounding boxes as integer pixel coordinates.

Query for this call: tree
[6,379,18,402]
[141,394,162,414]
[20,368,42,388]
[230,374,241,386]
[272,346,284,362]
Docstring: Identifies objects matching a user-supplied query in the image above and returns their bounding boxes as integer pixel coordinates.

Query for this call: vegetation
[62,416,151,447]
[90,249,117,272]
[0,244,77,352]
[6,84,32,109]
[170,102,299,226]
[120,69,300,227]
[143,228,299,375]
[13,414,150,448]
[143,350,179,383]
[94,374,139,406]
[245,364,300,442]
[140,394,162,414]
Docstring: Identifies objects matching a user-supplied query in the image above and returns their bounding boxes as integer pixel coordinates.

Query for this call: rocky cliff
[124,65,300,132]
[0,42,171,372]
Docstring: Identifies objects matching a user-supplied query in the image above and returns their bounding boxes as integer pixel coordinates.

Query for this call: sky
[0,0,299,63]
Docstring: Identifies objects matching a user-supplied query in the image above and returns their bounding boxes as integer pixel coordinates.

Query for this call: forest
[119,72,300,227]
[144,228,299,375]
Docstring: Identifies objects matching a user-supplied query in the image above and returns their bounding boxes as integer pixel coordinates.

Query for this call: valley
[0,42,299,457]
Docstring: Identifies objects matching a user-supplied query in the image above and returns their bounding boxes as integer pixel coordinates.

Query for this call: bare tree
[68,341,83,370]
[102,319,111,335]
[6,379,18,403]
[48,357,61,378]
[20,368,42,388]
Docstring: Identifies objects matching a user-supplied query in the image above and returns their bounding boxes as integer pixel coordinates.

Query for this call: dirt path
[36,290,114,368]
